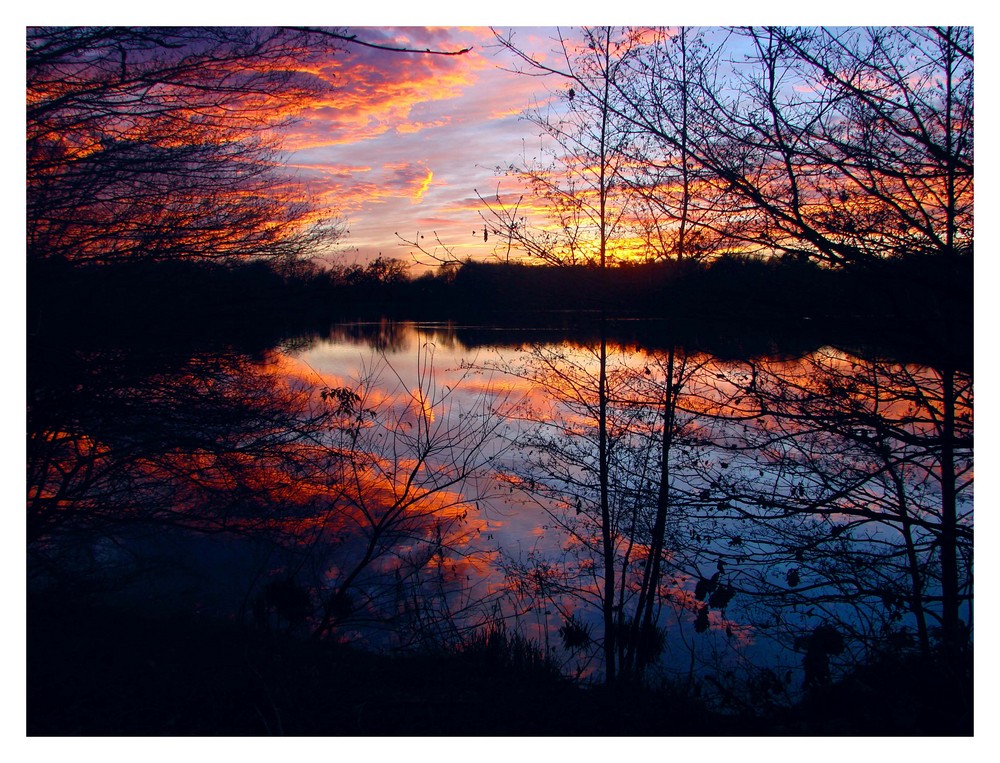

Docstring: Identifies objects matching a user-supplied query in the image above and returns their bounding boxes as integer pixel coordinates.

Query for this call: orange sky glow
[278,27,588,269]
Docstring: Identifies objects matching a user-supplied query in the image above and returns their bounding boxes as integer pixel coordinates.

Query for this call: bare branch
[287,26,472,56]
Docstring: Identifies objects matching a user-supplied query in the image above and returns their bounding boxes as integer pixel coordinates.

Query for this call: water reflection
[681,352,973,662]
[476,337,972,695]
[27,333,512,650]
[27,320,973,706]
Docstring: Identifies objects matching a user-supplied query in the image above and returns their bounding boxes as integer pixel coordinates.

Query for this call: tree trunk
[939,366,961,657]
[599,320,616,683]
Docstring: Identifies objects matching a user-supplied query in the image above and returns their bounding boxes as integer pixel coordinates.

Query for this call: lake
[27,318,973,701]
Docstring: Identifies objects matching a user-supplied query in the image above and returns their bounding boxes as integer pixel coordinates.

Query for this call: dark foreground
[27,602,971,737]
[27,256,974,737]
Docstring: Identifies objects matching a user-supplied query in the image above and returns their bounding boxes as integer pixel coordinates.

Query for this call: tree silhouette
[621,28,738,262]
[485,27,644,268]
[617,26,973,267]
[26,28,352,266]
[27,27,474,269]
[28,329,511,650]
[307,344,514,643]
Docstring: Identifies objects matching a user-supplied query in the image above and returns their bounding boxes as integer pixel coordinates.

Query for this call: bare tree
[28,330,512,649]
[308,344,515,642]
[620,28,738,262]
[480,338,719,684]
[27,27,350,265]
[485,27,645,268]
[27,344,343,580]
[476,27,653,684]
[617,26,973,267]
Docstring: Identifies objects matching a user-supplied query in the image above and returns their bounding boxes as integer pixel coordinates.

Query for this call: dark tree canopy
[26,27,346,265]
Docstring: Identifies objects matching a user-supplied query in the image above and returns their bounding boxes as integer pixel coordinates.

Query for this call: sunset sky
[282,26,558,269]
[16,5,988,275]
[259,15,987,272]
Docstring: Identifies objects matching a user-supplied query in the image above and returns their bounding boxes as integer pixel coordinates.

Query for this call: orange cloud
[413,170,434,203]
[282,38,491,150]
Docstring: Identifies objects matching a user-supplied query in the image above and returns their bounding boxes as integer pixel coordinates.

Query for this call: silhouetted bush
[456,622,561,681]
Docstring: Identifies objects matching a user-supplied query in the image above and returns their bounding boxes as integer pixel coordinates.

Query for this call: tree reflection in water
[27,333,513,650]
[674,350,972,694]
[27,322,973,709]
[476,334,972,704]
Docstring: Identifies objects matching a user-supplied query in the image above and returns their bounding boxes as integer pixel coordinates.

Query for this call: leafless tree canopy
[486,26,972,268]
[27,27,347,265]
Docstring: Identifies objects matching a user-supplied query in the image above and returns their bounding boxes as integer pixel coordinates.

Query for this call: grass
[28,600,742,736]
[27,599,972,736]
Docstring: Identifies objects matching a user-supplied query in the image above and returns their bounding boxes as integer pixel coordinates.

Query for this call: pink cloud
[278,27,590,266]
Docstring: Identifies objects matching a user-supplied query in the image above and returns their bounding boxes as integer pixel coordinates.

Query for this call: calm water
[27,319,973,698]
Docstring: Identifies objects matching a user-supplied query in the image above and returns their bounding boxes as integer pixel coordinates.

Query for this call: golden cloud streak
[413,170,434,203]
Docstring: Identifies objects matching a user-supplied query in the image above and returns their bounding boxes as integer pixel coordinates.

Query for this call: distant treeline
[29,253,972,367]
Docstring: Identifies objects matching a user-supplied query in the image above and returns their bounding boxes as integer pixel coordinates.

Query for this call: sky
[257,18,992,273]
[281,26,574,270]
[14,8,991,277]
